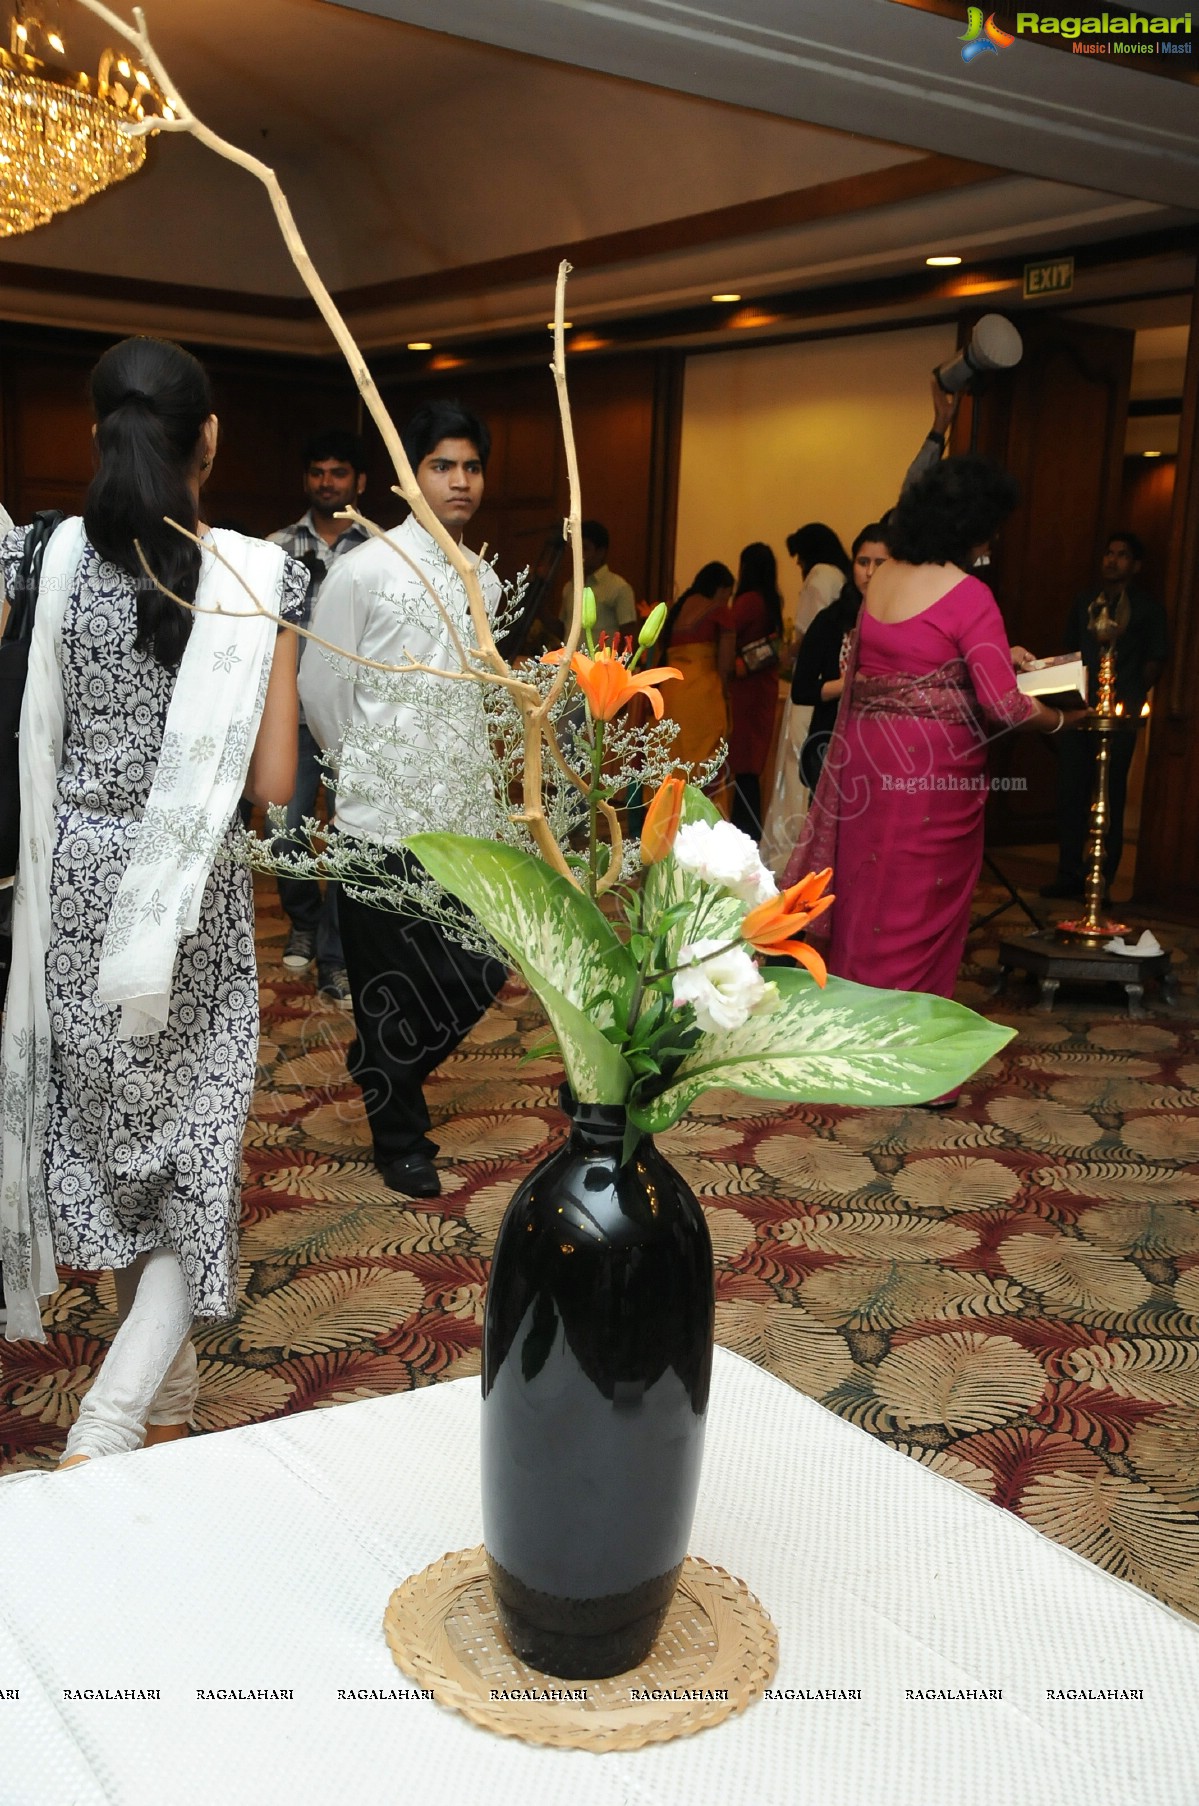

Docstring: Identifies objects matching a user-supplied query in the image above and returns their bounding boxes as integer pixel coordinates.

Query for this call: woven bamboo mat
[384,1547,778,1750]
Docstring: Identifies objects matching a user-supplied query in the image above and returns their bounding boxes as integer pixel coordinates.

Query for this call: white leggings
[62,1248,198,1460]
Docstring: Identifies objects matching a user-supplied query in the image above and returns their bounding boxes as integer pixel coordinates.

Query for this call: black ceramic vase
[481,1095,715,1679]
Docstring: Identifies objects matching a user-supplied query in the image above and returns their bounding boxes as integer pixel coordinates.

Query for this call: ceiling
[0,0,1192,356]
[335,0,1199,206]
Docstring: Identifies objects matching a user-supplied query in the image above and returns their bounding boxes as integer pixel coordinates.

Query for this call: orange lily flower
[541,646,682,721]
[740,867,835,986]
[641,776,685,864]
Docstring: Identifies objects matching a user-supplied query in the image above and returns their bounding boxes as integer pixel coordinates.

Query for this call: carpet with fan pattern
[3,881,1197,1625]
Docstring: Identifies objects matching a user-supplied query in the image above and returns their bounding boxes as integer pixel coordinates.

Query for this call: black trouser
[274,725,343,976]
[731,773,763,840]
[1055,727,1138,889]
[337,850,508,1164]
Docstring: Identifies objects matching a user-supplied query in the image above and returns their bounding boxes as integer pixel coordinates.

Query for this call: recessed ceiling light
[1143,449,1162,458]
[728,307,780,330]
[926,255,963,268]
[711,292,742,302]
[947,277,1019,298]
[407,341,432,351]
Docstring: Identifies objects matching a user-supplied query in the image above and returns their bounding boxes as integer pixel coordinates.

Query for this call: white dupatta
[0,522,287,1341]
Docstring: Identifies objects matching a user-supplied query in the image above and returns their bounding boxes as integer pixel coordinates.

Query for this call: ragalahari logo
[960,8,1017,59]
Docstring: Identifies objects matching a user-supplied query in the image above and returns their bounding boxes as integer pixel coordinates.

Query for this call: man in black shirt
[1041,531,1169,900]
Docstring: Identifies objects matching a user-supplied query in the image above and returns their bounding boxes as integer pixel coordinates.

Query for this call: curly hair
[886,455,1020,569]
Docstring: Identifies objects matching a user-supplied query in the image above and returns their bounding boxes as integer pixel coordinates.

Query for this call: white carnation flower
[672,939,774,1034]
[671,818,777,904]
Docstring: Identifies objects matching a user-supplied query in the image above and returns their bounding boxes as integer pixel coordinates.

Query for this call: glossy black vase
[481,1096,715,1679]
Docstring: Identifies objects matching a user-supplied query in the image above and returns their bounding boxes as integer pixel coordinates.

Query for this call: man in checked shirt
[268,429,370,1006]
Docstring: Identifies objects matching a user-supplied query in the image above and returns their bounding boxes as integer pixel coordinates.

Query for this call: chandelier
[0,5,173,237]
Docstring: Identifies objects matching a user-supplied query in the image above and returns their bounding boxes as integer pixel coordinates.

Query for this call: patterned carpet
[3,877,1199,1626]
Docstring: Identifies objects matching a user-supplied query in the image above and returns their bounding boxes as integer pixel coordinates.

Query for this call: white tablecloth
[1,1346,1197,1806]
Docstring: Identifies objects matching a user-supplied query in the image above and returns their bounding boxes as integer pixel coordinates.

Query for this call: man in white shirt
[559,519,636,640]
[299,401,507,1199]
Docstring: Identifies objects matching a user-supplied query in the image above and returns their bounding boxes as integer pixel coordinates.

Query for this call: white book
[1017,653,1088,712]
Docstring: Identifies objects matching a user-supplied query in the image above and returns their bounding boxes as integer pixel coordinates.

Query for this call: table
[995,932,1176,1018]
[1,1347,1197,1806]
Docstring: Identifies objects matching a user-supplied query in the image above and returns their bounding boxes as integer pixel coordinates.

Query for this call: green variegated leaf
[642,783,744,959]
[407,833,634,1021]
[406,833,634,1104]
[628,968,1015,1132]
[532,972,633,1103]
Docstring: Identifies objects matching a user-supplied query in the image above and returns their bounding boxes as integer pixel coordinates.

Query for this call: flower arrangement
[78,0,1014,1149]
[408,690,1010,1162]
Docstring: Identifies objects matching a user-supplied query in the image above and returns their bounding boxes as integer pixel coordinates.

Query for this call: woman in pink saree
[784,457,1085,998]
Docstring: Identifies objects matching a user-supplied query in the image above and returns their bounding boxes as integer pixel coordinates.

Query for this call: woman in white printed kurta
[0,334,302,1463]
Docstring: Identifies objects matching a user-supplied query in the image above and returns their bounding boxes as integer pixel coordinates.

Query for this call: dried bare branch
[545,264,585,708]
[538,262,623,894]
[134,526,535,698]
[76,0,577,883]
[338,509,471,674]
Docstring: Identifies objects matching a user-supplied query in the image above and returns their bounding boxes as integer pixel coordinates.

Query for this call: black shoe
[282,927,317,969]
[1038,880,1083,900]
[378,1154,441,1199]
[317,965,353,1010]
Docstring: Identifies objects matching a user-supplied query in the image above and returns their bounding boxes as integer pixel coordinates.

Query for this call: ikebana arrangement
[79,0,1014,1684]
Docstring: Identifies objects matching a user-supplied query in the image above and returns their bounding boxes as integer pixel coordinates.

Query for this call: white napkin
[1103,930,1164,958]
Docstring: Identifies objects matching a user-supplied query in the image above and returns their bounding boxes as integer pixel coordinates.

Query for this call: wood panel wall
[0,323,357,537]
[0,324,680,625]
[953,314,1135,847]
[1138,277,1199,915]
[1118,454,1177,606]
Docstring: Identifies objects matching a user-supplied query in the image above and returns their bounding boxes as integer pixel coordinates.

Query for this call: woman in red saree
[784,456,1086,998]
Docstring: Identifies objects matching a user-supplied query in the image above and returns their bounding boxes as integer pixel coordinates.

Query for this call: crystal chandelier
[0,5,173,237]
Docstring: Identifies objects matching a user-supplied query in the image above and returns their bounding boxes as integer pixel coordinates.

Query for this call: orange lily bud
[641,776,685,864]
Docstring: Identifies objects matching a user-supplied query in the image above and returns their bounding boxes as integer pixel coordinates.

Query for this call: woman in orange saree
[657,561,736,812]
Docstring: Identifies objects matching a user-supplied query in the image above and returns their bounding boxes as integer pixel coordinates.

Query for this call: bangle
[926,428,946,448]
[1049,708,1064,734]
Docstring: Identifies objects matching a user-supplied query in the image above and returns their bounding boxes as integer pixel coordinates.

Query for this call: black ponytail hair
[84,336,214,668]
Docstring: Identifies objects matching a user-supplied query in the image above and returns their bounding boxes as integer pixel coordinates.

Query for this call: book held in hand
[1016,653,1088,713]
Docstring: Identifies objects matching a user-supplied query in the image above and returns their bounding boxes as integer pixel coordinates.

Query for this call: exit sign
[1024,256,1074,300]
